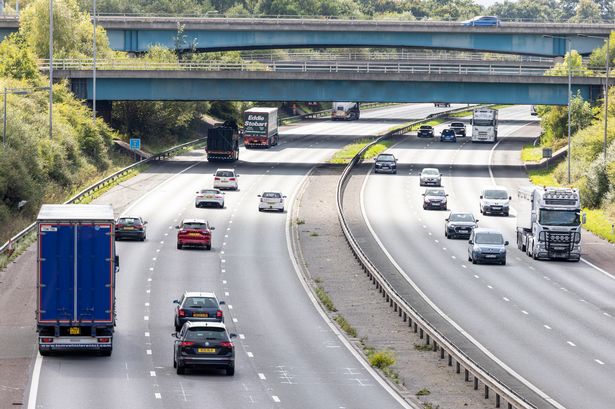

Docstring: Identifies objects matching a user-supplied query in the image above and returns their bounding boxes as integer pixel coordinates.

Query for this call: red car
[176,219,215,250]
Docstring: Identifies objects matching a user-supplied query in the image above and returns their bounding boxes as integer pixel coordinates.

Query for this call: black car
[115,216,147,241]
[174,291,225,331]
[173,321,236,375]
[445,212,478,239]
[449,122,466,137]
[374,153,397,174]
[417,125,435,138]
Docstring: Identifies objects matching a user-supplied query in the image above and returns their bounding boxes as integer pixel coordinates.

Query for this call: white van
[479,186,511,216]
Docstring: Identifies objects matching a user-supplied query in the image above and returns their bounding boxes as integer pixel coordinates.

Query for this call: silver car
[420,168,442,186]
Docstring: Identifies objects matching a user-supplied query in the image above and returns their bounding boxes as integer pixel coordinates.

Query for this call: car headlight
[499,248,506,253]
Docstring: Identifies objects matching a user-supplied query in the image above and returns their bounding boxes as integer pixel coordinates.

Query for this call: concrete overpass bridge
[0,15,612,56]
[46,60,603,108]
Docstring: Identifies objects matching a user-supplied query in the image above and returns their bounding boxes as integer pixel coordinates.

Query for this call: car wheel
[173,358,177,368]
[226,366,235,376]
[176,363,185,375]
[504,212,509,217]
[140,235,146,241]
[220,202,225,208]
[206,244,212,250]
[258,208,263,212]
[39,349,51,357]
[501,259,507,266]
[468,255,472,262]
[472,256,478,264]
[177,243,182,250]
[444,231,448,238]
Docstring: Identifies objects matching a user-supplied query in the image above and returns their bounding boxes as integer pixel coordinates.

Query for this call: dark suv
[417,125,435,138]
[449,122,466,137]
[374,153,397,174]
[115,216,147,241]
[445,212,478,239]
[173,321,236,375]
[174,292,225,331]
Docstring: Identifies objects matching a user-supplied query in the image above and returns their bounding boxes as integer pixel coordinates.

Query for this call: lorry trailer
[36,204,119,356]
[331,102,360,120]
[243,107,279,148]
[207,120,239,161]
[516,186,584,261]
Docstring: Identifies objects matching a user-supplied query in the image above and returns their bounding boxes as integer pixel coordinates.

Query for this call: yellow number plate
[197,348,216,353]
[193,313,209,318]
[69,327,80,335]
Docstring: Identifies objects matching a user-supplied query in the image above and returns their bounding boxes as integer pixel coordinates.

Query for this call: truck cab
[331,102,360,121]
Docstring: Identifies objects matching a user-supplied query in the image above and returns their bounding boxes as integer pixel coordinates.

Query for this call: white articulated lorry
[516,186,585,261]
[331,102,360,120]
[471,107,498,143]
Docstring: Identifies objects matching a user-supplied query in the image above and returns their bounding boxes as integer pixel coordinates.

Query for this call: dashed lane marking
[247,352,254,358]
[150,371,156,377]
[595,359,605,365]
[567,341,576,347]
[146,350,152,355]
[544,325,551,330]
[272,396,280,403]
[258,373,266,380]
[155,393,161,399]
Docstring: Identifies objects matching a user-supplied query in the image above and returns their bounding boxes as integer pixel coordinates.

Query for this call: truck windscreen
[539,209,580,226]
[473,120,494,126]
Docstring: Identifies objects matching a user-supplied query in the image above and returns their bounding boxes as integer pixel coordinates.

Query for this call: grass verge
[334,314,358,338]
[314,286,337,312]
[521,144,543,162]
[329,138,394,164]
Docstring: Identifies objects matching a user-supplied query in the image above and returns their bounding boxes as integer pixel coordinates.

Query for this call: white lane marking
[223,242,227,246]
[152,257,157,261]
[156,249,161,252]
[544,325,552,330]
[503,297,510,302]
[286,167,415,409]
[150,371,156,377]
[155,393,162,399]
[247,352,254,358]
[462,265,467,269]
[228,305,233,310]
[222,280,227,284]
[160,241,164,244]
[232,318,238,323]
[544,276,551,281]
[272,396,280,403]
[221,251,225,255]
[145,302,150,306]
[604,312,612,317]
[434,239,439,243]
[26,352,43,409]
[487,285,493,289]
[521,310,529,315]
[146,290,150,294]
[145,332,150,337]
[560,287,568,292]
[239,334,245,339]
[227,227,231,231]
[473,275,480,279]
[225,292,230,296]
[567,341,576,347]
[144,316,149,321]
[258,373,266,380]
[224,234,228,238]
[595,359,605,365]
[146,350,152,355]
[222,269,226,273]
[451,255,456,259]
[580,258,615,281]
[147,278,152,281]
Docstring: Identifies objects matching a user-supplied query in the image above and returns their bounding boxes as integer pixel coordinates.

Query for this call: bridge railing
[40,59,606,77]
[0,137,206,261]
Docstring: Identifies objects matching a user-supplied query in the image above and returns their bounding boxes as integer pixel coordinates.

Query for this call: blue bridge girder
[0,16,612,56]
[55,70,603,105]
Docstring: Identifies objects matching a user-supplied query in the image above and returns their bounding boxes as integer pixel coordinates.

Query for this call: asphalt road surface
[31,104,447,409]
[361,105,615,409]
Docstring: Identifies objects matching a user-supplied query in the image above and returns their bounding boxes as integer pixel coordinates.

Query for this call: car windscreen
[426,190,446,196]
[118,218,140,225]
[474,233,504,245]
[200,190,219,195]
[539,210,580,226]
[377,155,395,162]
[185,327,227,342]
[451,123,464,127]
[184,297,218,308]
[484,190,508,199]
[420,126,432,130]
[182,222,207,230]
[449,213,474,222]
[262,192,281,198]
[216,171,234,177]
[422,169,439,175]
[442,130,454,135]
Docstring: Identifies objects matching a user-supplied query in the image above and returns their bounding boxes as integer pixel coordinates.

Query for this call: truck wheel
[101,348,112,357]
[177,243,183,250]
[206,244,212,250]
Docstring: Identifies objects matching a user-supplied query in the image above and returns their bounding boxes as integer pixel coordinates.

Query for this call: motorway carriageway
[30,103,464,409]
[361,106,615,409]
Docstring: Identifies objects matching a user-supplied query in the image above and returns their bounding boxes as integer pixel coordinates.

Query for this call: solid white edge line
[25,147,208,409]
[285,168,416,409]
[360,166,567,409]
[579,257,615,281]
[26,353,42,409]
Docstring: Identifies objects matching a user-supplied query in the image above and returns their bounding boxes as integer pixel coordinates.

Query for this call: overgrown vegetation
[334,314,358,337]
[314,286,337,312]
[329,138,394,164]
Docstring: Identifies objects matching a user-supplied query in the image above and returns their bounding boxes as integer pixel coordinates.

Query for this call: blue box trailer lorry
[36,204,119,356]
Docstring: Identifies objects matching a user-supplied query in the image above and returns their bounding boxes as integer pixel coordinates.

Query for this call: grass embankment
[329,138,395,164]
[521,143,543,162]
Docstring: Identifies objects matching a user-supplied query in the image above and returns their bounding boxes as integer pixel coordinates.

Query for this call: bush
[368,350,395,369]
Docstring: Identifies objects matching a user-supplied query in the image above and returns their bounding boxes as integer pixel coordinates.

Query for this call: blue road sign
[130,138,141,150]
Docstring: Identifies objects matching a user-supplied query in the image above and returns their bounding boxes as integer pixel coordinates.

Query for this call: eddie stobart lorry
[516,186,585,261]
[36,204,119,356]
[242,107,279,148]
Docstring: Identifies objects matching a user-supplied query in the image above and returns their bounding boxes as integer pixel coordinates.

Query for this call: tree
[19,0,112,59]
[546,50,592,77]
[588,32,615,71]
[570,0,602,22]
[558,0,579,20]
[0,33,39,80]
[487,0,559,22]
